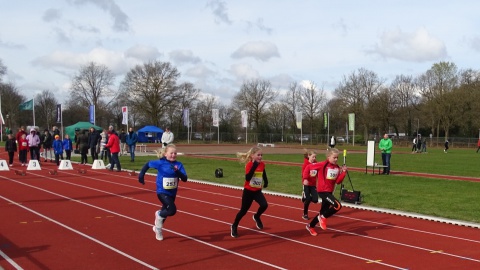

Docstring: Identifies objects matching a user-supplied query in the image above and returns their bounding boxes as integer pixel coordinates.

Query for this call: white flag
[295,111,302,129]
[241,110,248,128]
[122,106,128,125]
[183,109,189,127]
[212,109,219,127]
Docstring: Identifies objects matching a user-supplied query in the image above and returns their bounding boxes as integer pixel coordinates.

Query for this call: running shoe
[231,225,238,238]
[152,226,163,241]
[306,224,317,236]
[302,214,309,220]
[319,216,327,230]
[252,214,263,230]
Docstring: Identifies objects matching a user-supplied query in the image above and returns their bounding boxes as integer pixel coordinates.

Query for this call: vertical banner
[56,104,62,123]
[212,109,219,127]
[183,108,189,127]
[241,110,248,128]
[121,106,128,125]
[324,112,328,128]
[348,113,355,131]
[89,105,95,124]
[295,111,302,129]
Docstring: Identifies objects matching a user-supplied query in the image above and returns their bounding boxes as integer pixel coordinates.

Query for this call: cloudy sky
[1,0,479,105]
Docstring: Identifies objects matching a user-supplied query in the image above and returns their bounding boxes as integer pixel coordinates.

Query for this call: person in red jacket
[476,139,480,153]
[304,148,347,236]
[18,133,29,166]
[301,149,318,220]
[105,131,121,172]
[230,146,268,238]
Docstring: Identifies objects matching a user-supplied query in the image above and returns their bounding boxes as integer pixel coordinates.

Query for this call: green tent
[64,122,103,141]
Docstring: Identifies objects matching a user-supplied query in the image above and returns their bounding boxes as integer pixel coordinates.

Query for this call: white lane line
[3,174,406,269]
[0,249,24,270]
[0,194,159,270]
[0,179,286,270]
[32,171,480,264]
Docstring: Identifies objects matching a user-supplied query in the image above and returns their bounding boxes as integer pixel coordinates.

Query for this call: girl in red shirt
[301,149,318,220]
[18,133,29,166]
[304,148,347,236]
[231,146,268,238]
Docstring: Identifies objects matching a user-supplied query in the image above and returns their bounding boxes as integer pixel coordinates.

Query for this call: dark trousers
[310,192,342,227]
[156,193,177,221]
[65,150,71,160]
[233,189,268,226]
[90,146,98,160]
[381,152,391,174]
[29,146,40,160]
[19,150,27,164]
[8,151,14,165]
[110,152,121,171]
[81,146,89,164]
[303,185,318,215]
[55,153,64,165]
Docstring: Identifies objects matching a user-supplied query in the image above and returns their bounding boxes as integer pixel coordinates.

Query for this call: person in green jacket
[379,133,393,175]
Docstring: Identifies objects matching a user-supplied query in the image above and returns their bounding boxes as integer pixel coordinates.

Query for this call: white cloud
[206,0,232,25]
[42,8,62,22]
[184,64,215,78]
[125,45,161,62]
[71,0,130,32]
[231,41,280,62]
[169,50,201,65]
[368,27,447,62]
[228,63,259,82]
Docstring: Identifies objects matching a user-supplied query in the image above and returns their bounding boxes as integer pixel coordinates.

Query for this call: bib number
[326,168,339,180]
[249,172,263,188]
[163,177,178,189]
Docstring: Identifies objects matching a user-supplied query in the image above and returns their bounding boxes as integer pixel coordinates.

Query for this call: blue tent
[137,125,164,143]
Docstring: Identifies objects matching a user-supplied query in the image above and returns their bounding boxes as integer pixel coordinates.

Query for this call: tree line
[1,58,479,142]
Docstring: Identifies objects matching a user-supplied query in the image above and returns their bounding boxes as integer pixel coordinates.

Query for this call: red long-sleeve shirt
[302,158,316,186]
[303,159,346,193]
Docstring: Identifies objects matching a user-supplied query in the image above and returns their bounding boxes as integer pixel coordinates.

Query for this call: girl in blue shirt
[138,144,187,241]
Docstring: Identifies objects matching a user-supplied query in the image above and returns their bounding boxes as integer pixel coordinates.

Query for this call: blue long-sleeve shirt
[139,157,187,197]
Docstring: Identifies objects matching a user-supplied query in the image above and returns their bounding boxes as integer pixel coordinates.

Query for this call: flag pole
[33,97,36,127]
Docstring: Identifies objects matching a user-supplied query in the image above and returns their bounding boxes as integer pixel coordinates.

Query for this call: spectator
[42,129,53,162]
[53,135,64,166]
[105,130,121,172]
[26,128,41,161]
[119,129,127,156]
[63,134,73,160]
[329,136,336,148]
[378,133,393,175]
[126,127,138,162]
[87,127,101,160]
[76,130,89,165]
[161,127,174,148]
[5,134,17,167]
[18,133,29,166]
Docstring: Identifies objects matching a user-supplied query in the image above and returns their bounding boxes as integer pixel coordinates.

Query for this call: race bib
[309,169,318,177]
[163,177,178,189]
[326,168,339,180]
[249,172,263,188]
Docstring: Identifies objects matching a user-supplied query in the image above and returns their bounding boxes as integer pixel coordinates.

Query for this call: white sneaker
[154,210,164,229]
[152,226,163,241]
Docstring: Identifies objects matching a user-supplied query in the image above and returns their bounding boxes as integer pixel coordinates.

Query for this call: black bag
[341,189,361,204]
[74,149,80,154]
[215,168,223,178]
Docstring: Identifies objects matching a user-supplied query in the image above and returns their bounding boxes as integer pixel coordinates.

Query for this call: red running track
[0,161,479,269]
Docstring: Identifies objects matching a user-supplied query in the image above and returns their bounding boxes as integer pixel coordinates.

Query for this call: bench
[365,163,388,175]
[136,144,147,152]
[257,143,275,147]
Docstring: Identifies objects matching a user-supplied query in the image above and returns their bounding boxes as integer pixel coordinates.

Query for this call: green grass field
[76,145,480,224]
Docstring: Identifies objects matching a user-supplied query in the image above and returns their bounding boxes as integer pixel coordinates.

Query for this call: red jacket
[18,138,29,151]
[303,159,346,193]
[302,158,316,186]
[105,133,120,154]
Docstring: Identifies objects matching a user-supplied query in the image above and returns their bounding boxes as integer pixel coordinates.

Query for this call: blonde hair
[236,146,261,163]
[303,149,317,159]
[155,144,177,158]
[325,148,340,158]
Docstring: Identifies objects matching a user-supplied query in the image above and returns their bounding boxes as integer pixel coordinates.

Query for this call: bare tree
[70,62,115,107]
[281,82,302,131]
[334,68,384,141]
[389,75,419,136]
[299,82,327,136]
[0,59,6,83]
[1,82,24,128]
[120,61,181,127]
[232,79,275,130]
[35,90,58,129]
